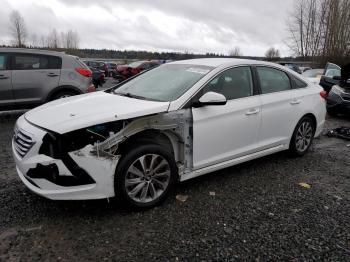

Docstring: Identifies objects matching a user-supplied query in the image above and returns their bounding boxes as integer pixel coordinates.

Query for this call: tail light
[87,84,96,93]
[320,90,328,99]
[75,68,92,77]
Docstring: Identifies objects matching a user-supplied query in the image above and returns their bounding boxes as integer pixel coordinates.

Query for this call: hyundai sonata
[12,58,326,208]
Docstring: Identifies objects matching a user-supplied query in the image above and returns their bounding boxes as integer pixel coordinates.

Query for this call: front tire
[289,116,315,156]
[114,144,177,209]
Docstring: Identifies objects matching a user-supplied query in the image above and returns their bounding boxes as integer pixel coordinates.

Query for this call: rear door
[11,53,61,106]
[256,66,301,149]
[0,53,13,108]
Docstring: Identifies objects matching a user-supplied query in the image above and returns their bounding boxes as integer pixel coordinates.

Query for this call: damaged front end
[13,109,193,200]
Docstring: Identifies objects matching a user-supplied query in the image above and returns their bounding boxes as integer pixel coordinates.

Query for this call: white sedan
[12,58,326,208]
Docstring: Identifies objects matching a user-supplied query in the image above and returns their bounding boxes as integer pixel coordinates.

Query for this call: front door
[192,66,261,170]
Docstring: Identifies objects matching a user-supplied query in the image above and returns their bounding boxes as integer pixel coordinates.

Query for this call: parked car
[91,68,105,89]
[279,63,302,74]
[84,60,108,77]
[113,60,160,82]
[12,58,326,209]
[326,63,350,116]
[300,66,312,73]
[0,48,95,110]
[302,69,324,85]
[82,60,105,89]
[319,62,341,92]
[106,62,117,77]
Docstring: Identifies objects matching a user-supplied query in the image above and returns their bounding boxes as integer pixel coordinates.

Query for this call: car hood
[25,92,170,134]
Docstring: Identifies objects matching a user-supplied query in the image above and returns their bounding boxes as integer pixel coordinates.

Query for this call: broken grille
[13,127,35,158]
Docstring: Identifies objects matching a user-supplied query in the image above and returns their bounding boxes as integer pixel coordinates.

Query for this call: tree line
[287,0,350,66]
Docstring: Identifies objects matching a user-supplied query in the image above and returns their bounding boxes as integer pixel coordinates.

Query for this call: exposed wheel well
[117,129,176,157]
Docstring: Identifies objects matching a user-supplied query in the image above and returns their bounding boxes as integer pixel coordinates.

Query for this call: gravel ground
[0,112,349,261]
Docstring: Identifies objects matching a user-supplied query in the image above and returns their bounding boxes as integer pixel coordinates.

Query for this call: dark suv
[326,63,350,116]
[0,48,95,110]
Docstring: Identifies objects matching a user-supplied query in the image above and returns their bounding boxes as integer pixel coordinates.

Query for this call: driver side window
[203,67,253,100]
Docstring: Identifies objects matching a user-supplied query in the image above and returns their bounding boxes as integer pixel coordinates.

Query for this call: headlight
[331,85,344,96]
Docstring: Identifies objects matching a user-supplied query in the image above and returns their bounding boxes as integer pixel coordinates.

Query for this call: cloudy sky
[0,0,294,56]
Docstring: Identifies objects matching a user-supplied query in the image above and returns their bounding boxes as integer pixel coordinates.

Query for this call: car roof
[169,58,281,68]
[0,47,66,56]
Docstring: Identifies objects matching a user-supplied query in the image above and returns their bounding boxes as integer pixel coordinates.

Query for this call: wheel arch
[300,113,317,130]
[46,85,83,102]
[116,129,182,164]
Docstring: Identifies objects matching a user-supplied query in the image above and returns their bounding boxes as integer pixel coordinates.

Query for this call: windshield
[302,69,323,78]
[128,61,144,68]
[326,69,341,77]
[114,64,213,102]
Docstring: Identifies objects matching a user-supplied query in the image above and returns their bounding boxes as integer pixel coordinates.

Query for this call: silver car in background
[0,48,95,110]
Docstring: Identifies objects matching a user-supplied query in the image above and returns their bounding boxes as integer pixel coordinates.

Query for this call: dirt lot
[0,112,349,261]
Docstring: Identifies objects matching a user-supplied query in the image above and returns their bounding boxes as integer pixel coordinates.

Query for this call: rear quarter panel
[293,84,326,138]
[59,56,91,93]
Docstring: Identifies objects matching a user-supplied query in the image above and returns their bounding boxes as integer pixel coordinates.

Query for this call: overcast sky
[0,0,294,56]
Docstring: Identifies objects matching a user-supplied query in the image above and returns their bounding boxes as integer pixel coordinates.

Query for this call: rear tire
[114,144,177,209]
[51,90,77,101]
[289,116,315,156]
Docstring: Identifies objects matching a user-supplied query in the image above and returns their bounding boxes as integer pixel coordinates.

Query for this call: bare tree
[286,0,350,65]
[29,33,38,47]
[265,47,280,59]
[47,29,60,48]
[9,10,27,47]
[62,30,80,49]
[229,47,243,57]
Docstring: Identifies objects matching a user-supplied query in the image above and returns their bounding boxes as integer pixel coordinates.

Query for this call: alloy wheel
[125,154,171,203]
[295,121,313,152]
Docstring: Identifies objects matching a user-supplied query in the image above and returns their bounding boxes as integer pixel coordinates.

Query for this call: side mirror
[196,92,227,107]
[333,76,342,81]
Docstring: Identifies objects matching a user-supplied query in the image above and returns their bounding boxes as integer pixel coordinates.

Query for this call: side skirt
[180,144,287,182]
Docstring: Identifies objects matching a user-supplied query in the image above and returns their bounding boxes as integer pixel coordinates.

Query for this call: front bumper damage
[13,115,118,200]
[13,110,193,200]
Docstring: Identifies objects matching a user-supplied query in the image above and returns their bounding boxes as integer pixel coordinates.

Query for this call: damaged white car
[12,58,326,208]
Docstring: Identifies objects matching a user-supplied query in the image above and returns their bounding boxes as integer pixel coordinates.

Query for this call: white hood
[25,92,170,134]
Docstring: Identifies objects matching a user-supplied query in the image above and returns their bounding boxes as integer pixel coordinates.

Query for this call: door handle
[245,109,260,115]
[290,99,301,105]
[0,75,9,79]
[47,73,59,77]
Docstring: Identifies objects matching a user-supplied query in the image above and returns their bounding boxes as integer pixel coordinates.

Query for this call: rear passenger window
[257,67,292,94]
[0,54,6,70]
[13,55,61,70]
[204,67,253,100]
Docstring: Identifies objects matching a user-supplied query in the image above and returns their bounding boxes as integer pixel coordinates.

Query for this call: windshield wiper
[115,92,151,101]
